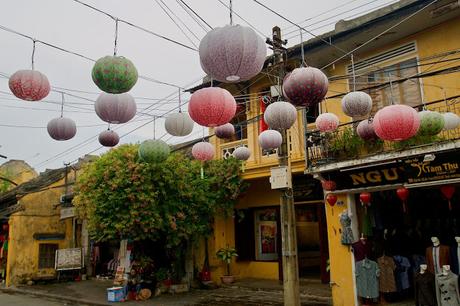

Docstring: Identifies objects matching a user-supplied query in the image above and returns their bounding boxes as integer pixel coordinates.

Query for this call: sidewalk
[0,278,332,306]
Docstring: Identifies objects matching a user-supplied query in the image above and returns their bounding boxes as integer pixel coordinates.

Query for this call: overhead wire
[176,0,213,30]
[215,0,267,37]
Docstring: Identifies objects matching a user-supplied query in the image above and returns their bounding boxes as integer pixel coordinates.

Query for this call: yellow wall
[6,171,77,286]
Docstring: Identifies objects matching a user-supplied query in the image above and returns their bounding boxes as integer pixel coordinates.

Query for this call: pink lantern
[188,87,236,127]
[192,142,215,161]
[9,70,50,101]
[215,123,235,139]
[199,25,266,83]
[258,130,282,150]
[232,146,251,161]
[47,117,76,141]
[98,129,119,147]
[315,113,339,132]
[357,119,378,141]
[95,93,137,124]
[264,101,297,130]
[373,105,420,141]
[282,67,329,107]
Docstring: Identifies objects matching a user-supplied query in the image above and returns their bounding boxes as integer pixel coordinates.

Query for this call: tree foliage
[74,144,245,247]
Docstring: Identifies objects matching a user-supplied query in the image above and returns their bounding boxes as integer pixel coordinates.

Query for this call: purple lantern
[264,101,297,130]
[215,123,235,139]
[99,129,120,147]
[192,142,215,161]
[315,113,339,132]
[232,146,251,161]
[282,67,329,107]
[95,93,137,124]
[357,119,378,141]
[199,25,266,83]
[258,130,282,150]
[47,117,77,141]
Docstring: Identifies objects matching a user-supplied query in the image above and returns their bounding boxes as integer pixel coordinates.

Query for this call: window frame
[38,243,58,270]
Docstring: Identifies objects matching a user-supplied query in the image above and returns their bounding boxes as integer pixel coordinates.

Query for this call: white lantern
[341,91,373,117]
[443,112,460,130]
[232,146,251,161]
[95,93,137,124]
[258,130,282,150]
[165,112,194,136]
[264,101,297,130]
[47,117,77,141]
[315,113,339,132]
[215,123,235,139]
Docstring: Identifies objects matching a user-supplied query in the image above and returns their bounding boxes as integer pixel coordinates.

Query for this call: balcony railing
[221,139,248,159]
[306,99,460,169]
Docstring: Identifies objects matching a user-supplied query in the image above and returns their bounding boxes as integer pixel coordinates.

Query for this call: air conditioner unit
[59,193,74,204]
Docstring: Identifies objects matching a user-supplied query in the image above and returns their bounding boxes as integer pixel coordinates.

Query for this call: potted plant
[155,267,172,293]
[216,246,238,284]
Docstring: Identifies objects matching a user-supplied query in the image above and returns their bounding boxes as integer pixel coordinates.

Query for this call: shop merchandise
[451,237,460,275]
[414,264,436,306]
[393,255,411,291]
[355,258,380,299]
[426,237,450,275]
[352,238,373,262]
[377,255,397,293]
[339,210,354,245]
[435,266,460,306]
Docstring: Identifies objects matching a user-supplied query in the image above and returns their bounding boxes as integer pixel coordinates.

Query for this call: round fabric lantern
[9,70,50,101]
[138,139,170,163]
[357,119,378,141]
[199,25,266,83]
[258,130,282,150]
[188,87,236,127]
[321,180,336,191]
[95,93,137,124]
[443,112,460,130]
[192,142,215,161]
[92,56,138,94]
[341,91,373,117]
[373,105,420,141]
[360,192,371,206]
[326,194,338,207]
[282,67,329,107]
[232,146,250,161]
[47,117,77,141]
[164,112,194,136]
[264,101,297,130]
[396,187,409,213]
[418,110,445,136]
[215,123,235,139]
[98,130,119,147]
[315,113,339,132]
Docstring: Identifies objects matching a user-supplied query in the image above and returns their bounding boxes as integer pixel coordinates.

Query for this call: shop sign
[404,152,460,184]
[55,247,83,270]
[60,206,75,220]
[325,164,405,190]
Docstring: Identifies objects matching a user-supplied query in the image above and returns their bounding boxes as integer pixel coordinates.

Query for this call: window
[38,243,58,269]
[254,209,279,261]
[353,58,422,116]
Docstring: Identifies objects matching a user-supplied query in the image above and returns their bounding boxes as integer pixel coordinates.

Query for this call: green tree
[74,144,245,247]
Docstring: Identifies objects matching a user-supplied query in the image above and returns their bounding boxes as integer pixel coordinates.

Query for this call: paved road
[0,292,74,306]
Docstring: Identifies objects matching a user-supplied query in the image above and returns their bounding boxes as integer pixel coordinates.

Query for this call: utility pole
[267,26,300,306]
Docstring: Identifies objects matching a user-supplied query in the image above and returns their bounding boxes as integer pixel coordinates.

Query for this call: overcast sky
[0,0,396,172]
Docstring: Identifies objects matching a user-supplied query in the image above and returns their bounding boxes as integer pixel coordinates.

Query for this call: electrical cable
[176,0,213,30]
[215,0,267,37]
[175,0,209,33]
[157,0,201,41]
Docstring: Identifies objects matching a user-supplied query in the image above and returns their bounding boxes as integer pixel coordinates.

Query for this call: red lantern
[321,180,336,191]
[373,105,420,141]
[192,142,215,161]
[440,185,455,210]
[188,87,236,127]
[9,70,50,101]
[326,194,338,206]
[396,187,409,213]
[360,192,372,206]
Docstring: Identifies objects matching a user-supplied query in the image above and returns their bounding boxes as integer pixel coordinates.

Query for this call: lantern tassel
[200,166,204,179]
[402,201,407,214]
[241,161,245,173]
[449,200,452,211]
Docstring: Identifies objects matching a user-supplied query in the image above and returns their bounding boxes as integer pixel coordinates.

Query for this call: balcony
[306,100,460,172]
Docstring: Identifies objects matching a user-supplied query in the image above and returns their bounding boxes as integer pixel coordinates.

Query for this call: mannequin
[451,237,460,274]
[426,237,450,274]
[436,265,460,306]
[415,264,436,306]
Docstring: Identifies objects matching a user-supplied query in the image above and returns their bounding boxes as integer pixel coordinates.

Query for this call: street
[0,292,73,306]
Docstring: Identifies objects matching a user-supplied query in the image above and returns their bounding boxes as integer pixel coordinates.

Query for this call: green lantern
[138,139,170,163]
[418,110,445,136]
[92,56,138,94]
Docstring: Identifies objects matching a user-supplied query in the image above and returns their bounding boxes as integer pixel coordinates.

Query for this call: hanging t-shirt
[377,255,397,293]
[393,255,411,291]
[356,258,380,299]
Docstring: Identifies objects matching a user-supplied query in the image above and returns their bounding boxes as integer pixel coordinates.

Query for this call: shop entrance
[354,183,460,305]
[295,202,329,283]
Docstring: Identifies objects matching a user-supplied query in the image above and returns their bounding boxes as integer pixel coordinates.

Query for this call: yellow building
[0,158,93,286]
[191,1,460,305]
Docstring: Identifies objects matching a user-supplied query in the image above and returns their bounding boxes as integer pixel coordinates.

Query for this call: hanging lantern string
[60,92,65,117]
[229,0,233,25]
[153,116,156,139]
[202,126,205,141]
[178,88,182,113]
[113,18,119,56]
[107,123,111,131]
[300,29,305,67]
[388,72,395,105]
[31,39,36,70]
[351,54,356,92]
